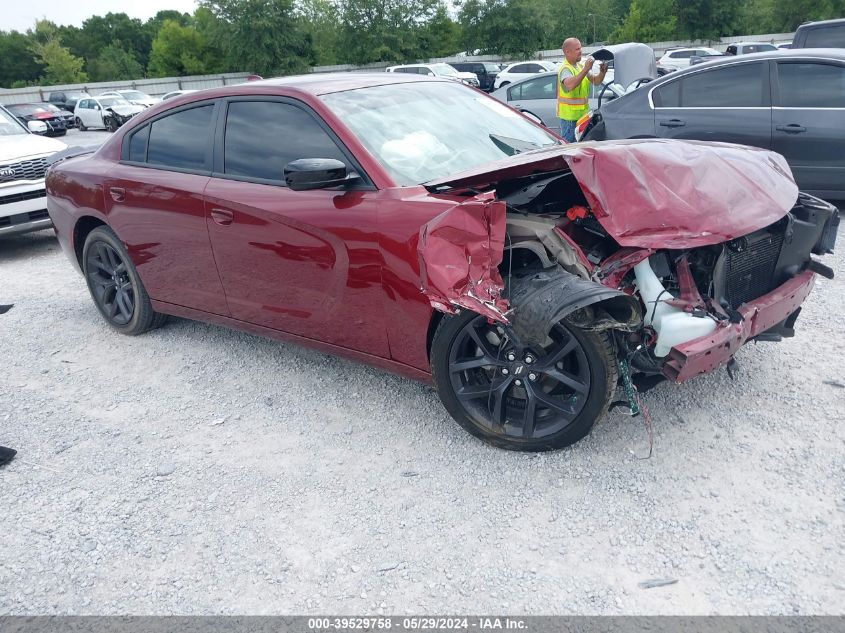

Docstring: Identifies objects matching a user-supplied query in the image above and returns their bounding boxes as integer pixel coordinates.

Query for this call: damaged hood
[425,139,799,249]
[107,104,145,116]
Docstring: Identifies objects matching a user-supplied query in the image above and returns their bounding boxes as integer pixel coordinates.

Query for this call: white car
[0,105,66,237]
[493,60,559,90]
[724,41,778,55]
[97,89,160,108]
[74,97,146,132]
[385,63,480,88]
[656,47,722,73]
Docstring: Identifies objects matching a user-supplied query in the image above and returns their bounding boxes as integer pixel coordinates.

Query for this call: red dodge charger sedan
[46,74,839,451]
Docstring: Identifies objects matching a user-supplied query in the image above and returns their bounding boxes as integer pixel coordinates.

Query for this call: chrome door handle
[210,208,234,226]
[109,187,125,202]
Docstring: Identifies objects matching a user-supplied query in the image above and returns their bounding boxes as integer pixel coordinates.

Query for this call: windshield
[484,63,501,72]
[0,108,28,136]
[431,63,459,77]
[99,97,130,107]
[322,82,560,186]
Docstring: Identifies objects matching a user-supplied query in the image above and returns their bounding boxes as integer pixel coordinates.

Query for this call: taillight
[575,112,593,141]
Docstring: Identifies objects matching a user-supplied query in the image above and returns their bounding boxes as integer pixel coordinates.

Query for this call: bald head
[562,38,582,64]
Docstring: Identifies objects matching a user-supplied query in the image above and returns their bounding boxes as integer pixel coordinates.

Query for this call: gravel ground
[0,130,843,615]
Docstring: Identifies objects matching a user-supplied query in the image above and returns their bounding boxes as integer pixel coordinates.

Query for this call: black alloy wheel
[82,226,166,335]
[432,312,616,451]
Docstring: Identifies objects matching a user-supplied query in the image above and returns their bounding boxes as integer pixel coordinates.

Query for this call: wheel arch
[73,216,108,269]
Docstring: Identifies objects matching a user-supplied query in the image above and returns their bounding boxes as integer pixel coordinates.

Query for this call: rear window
[803,26,845,47]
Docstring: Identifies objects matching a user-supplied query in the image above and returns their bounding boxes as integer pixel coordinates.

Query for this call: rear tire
[82,226,166,335]
[431,310,617,451]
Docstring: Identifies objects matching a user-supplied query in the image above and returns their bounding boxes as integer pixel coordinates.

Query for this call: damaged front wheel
[431,312,617,451]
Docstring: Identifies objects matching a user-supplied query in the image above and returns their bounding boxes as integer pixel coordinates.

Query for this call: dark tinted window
[680,62,766,107]
[778,62,845,108]
[653,80,681,107]
[511,64,530,73]
[147,105,213,170]
[745,44,776,53]
[519,75,556,100]
[803,26,845,47]
[128,125,150,162]
[670,50,693,59]
[223,101,347,183]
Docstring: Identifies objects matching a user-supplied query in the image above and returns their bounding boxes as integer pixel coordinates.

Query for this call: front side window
[223,100,348,183]
[778,63,845,108]
[679,62,766,107]
[322,81,560,186]
[147,105,214,170]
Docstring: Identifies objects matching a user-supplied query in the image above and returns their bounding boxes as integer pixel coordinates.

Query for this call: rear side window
[223,101,348,183]
[128,125,150,162]
[511,64,530,73]
[778,63,845,108]
[670,51,693,59]
[147,105,213,171]
[518,75,556,100]
[680,62,766,107]
[803,26,845,47]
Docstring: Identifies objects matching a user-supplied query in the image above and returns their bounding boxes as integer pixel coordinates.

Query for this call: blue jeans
[559,119,577,143]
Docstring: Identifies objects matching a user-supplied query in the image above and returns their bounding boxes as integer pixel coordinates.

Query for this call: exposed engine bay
[496,169,839,382]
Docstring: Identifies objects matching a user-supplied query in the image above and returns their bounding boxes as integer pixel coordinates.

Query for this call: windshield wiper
[489,134,547,156]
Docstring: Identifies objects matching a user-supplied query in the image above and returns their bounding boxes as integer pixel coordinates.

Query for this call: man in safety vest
[558,38,608,142]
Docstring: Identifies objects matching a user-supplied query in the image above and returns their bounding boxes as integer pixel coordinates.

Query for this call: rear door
[507,74,558,126]
[772,59,845,197]
[105,101,229,315]
[653,60,772,149]
[203,97,389,356]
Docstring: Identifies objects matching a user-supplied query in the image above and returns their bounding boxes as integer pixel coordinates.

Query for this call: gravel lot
[0,128,844,615]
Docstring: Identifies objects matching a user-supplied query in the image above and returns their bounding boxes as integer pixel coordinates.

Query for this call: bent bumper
[663,270,816,382]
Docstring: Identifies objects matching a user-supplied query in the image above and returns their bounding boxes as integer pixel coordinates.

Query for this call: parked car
[5,103,67,137]
[45,73,838,451]
[449,61,502,92]
[161,90,198,101]
[47,91,91,111]
[44,103,76,129]
[656,47,722,74]
[74,96,146,132]
[777,43,793,50]
[793,18,845,48]
[0,105,66,236]
[493,61,559,90]
[385,63,480,88]
[97,90,160,108]
[725,42,778,55]
[491,70,626,128]
[582,49,845,201]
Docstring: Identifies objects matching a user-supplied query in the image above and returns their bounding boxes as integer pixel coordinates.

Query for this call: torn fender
[418,199,509,322]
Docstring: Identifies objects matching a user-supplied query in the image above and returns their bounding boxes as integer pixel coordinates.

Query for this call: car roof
[798,17,845,28]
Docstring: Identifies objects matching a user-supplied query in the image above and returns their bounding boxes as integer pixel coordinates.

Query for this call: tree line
[1,0,843,88]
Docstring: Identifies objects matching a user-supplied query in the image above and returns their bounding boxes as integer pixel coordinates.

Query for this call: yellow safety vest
[558,60,590,121]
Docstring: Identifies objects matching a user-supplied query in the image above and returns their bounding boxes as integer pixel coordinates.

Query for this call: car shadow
[0,229,59,263]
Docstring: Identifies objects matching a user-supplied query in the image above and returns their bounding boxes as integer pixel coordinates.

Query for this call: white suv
[656,47,722,74]
[0,106,66,237]
[385,63,480,88]
[493,60,559,90]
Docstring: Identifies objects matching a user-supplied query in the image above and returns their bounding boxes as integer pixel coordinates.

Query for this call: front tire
[82,226,166,335]
[75,117,87,131]
[431,311,617,451]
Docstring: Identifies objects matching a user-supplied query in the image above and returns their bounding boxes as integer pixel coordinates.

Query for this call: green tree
[676,0,742,39]
[610,0,678,42]
[88,45,145,81]
[418,4,462,58]
[61,13,151,71]
[298,0,342,66]
[31,38,88,84]
[0,30,44,88]
[148,20,210,76]
[200,0,313,75]
[458,0,554,58]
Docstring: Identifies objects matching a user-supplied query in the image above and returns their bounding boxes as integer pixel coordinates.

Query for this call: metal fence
[0,72,253,105]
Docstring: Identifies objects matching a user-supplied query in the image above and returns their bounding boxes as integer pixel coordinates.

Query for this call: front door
[204,98,389,356]
[507,74,558,127]
[772,60,845,198]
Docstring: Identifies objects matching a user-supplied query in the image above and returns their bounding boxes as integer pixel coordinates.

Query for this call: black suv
[793,18,845,48]
[449,62,501,92]
[47,91,91,110]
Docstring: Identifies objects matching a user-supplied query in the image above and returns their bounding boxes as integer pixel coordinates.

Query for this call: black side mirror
[284,158,355,191]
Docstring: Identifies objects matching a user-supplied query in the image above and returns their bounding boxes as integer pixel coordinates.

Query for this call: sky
[7,0,199,33]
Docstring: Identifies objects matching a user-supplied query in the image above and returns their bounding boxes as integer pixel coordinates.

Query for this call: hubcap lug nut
[506,353,516,361]
[528,372,537,381]
[525,355,534,364]
[501,368,509,375]
[515,379,523,387]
